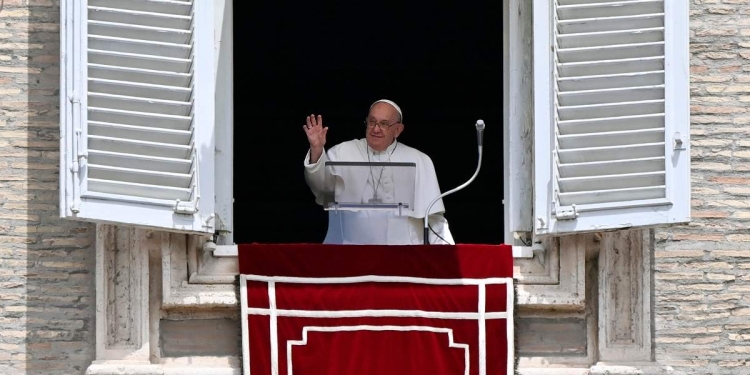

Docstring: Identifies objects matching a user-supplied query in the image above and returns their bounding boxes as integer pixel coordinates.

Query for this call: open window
[60,0,503,245]
[231,1,506,246]
[59,0,690,255]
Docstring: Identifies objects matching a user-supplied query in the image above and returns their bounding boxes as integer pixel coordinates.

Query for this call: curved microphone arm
[423,120,485,245]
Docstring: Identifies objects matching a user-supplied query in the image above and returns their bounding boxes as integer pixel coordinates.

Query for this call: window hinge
[537,217,546,229]
[174,199,198,214]
[531,241,546,267]
[202,213,215,231]
[673,132,686,151]
[69,125,86,214]
[554,204,578,221]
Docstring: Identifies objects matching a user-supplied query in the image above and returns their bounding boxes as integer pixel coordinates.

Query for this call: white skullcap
[370,99,403,122]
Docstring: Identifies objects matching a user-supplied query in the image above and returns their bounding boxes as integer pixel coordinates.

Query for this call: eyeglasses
[365,118,399,130]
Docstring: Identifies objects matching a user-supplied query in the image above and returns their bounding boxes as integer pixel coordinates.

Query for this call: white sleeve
[303,148,331,206]
[409,214,454,245]
[428,213,454,245]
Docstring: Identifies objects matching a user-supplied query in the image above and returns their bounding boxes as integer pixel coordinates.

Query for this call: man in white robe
[302,99,454,245]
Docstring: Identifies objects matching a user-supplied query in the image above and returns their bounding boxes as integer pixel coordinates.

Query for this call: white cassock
[304,138,455,245]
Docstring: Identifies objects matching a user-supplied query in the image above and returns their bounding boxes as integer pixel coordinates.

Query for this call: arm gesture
[303,114,328,163]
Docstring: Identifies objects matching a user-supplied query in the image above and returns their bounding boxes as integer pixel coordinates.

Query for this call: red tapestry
[238,244,514,375]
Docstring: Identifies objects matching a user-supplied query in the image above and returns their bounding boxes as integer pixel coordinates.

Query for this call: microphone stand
[424,120,485,245]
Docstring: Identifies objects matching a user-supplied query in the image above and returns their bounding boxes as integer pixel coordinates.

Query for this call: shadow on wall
[11,3,97,375]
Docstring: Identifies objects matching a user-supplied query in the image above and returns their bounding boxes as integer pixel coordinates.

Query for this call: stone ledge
[86,358,241,375]
[518,363,675,375]
[86,362,160,375]
[518,368,589,375]
[163,368,239,375]
[589,362,675,375]
[163,285,238,309]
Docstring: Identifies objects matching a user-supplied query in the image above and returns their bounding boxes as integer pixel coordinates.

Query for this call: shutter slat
[89,78,191,101]
[89,93,191,116]
[558,99,664,121]
[88,21,191,44]
[88,178,192,201]
[559,0,659,5]
[557,27,664,49]
[88,135,191,159]
[559,56,664,77]
[558,13,664,34]
[89,0,192,16]
[88,150,191,174]
[558,143,664,164]
[557,1,663,20]
[89,35,190,59]
[558,85,664,106]
[557,42,664,63]
[558,71,664,91]
[559,171,665,193]
[558,128,664,149]
[89,164,192,188]
[88,107,192,130]
[88,49,191,73]
[559,156,665,178]
[89,6,192,30]
[559,186,665,206]
[89,121,192,144]
[89,64,190,86]
[558,113,664,135]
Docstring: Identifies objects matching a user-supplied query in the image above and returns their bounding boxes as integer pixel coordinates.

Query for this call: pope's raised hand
[303,114,328,150]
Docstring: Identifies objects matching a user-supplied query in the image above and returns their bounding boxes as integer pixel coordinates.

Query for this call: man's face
[365,103,404,152]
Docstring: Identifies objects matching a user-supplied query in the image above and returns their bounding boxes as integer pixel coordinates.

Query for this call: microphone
[476,119,485,147]
[424,119,485,244]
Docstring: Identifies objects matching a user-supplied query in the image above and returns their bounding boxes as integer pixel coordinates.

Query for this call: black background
[233,0,504,244]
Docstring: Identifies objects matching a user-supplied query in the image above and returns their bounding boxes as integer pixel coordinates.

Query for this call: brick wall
[0,2,95,374]
[654,1,750,373]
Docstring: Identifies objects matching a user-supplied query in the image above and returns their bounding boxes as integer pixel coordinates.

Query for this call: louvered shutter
[532,0,690,236]
[60,0,216,234]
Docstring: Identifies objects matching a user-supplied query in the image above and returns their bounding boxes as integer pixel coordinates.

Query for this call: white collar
[367,139,398,156]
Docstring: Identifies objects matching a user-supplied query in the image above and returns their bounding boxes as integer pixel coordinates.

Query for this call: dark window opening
[234,1,504,244]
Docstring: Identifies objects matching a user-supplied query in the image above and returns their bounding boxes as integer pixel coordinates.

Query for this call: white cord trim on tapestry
[287,326,469,375]
[478,283,487,375]
[268,282,279,375]
[240,272,251,375]
[505,280,515,375]
[243,274,513,286]
[247,308,508,320]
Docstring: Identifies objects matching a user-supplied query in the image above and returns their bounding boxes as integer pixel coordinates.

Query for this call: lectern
[322,161,416,216]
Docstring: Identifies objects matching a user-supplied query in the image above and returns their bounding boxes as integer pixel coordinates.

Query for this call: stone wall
[653,1,750,373]
[0,1,96,374]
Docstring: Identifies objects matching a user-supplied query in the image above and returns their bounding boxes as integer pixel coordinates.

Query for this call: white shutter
[60,0,216,234]
[533,0,689,236]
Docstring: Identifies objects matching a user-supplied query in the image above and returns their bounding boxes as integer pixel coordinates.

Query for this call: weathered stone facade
[652,1,750,373]
[1,0,749,374]
[0,2,96,374]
